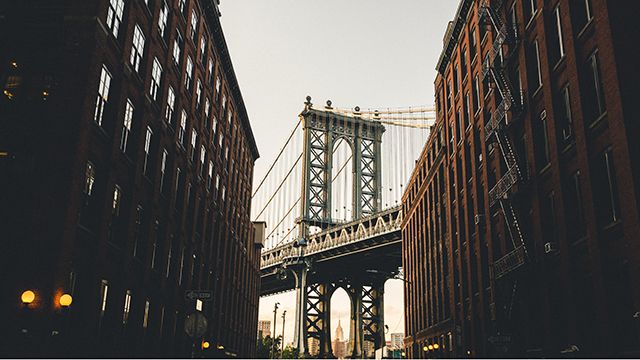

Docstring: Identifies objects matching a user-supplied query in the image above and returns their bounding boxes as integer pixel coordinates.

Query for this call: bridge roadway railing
[260,205,403,270]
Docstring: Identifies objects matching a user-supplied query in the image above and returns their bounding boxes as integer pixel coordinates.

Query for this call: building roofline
[202,0,260,160]
[435,0,473,75]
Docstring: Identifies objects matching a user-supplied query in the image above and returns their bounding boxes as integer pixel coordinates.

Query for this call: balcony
[488,166,519,207]
[493,245,526,280]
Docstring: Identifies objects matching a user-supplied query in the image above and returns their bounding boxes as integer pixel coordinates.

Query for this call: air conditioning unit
[474,214,485,225]
[544,242,557,254]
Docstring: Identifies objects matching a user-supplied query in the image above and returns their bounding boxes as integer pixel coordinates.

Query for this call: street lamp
[21,290,35,305]
[433,343,439,350]
[428,344,434,351]
[280,310,286,358]
[59,294,73,307]
[202,341,210,349]
[272,302,280,359]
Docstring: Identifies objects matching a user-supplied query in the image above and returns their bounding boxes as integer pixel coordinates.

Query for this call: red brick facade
[402,0,640,357]
[0,0,261,357]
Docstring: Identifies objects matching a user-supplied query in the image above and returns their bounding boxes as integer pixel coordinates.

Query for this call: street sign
[488,334,512,344]
[185,290,213,301]
[184,311,208,339]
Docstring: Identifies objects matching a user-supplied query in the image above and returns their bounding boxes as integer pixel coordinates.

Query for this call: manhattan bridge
[252,96,434,358]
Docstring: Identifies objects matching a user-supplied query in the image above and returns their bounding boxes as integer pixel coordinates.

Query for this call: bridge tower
[288,96,388,357]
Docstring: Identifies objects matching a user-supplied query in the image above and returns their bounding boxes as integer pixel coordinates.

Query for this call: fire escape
[480,0,529,319]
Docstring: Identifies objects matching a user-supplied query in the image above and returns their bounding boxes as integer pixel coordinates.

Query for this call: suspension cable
[254,153,303,220]
[252,119,301,198]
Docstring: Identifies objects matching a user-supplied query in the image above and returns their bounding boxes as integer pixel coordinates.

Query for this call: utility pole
[280,310,287,358]
[272,302,280,359]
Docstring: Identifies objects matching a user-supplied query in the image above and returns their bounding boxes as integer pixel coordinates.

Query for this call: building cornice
[436,0,474,75]
[201,0,260,160]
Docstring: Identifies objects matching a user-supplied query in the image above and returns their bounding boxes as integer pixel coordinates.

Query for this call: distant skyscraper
[332,319,348,359]
[258,320,272,339]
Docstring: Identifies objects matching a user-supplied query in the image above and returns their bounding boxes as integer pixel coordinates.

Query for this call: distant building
[258,320,272,339]
[332,319,348,359]
[390,333,404,350]
[308,337,320,357]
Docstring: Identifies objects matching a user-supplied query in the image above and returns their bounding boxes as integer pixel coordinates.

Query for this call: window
[549,6,565,65]
[94,66,112,126]
[179,111,187,146]
[200,145,206,177]
[472,76,480,112]
[221,186,226,201]
[133,205,143,258]
[566,171,586,240]
[528,40,542,93]
[85,162,96,196]
[543,192,557,242]
[200,36,207,64]
[158,1,169,40]
[173,30,183,66]
[190,129,197,161]
[190,10,198,41]
[144,126,152,175]
[185,56,193,90]
[195,79,202,108]
[100,280,109,315]
[535,111,550,169]
[453,65,459,94]
[151,221,160,269]
[166,243,172,277]
[165,86,175,124]
[557,85,573,141]
[215,75,221,95]
[207,59,214,84]
[572,0,593,33]
[130,25,145,73]
[456,109,462,142]
[523,0,536,24]
[446,80,452,110]
[150,58,162,101]
[120,99,134,153]
[196,299,203,311]
[227,110,233,124]
[179,0,186,15]
[204,98,210,121]
[470,27,477,61]
[174,168,181,199]
[461,47,467,80]
[222,94,226,111]
[123,290,132,324]
[464,93,470,130]
[143,300,150,328]
[112,185,122,215]
[596,148,620,224]
[207,161,213,189]
[106,0,125,38]
[160,149,168,191]
[584,51,606,124]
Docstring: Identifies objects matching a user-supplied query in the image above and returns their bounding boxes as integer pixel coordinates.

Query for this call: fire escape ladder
[496,132,520,178]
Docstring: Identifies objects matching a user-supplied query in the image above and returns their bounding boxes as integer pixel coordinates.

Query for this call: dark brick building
[402,0,640,357]
[0,0,261,357]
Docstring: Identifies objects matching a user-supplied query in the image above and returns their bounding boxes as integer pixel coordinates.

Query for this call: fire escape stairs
[482,0,529,281]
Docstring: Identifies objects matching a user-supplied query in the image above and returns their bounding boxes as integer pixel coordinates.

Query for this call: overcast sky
[219,0,459,346]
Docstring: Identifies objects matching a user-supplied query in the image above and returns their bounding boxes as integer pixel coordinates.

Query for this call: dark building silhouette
[0,0,261,357]
[402,0,640,357]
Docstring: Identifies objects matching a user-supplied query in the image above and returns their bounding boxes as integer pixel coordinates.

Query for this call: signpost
[185,290,213,301]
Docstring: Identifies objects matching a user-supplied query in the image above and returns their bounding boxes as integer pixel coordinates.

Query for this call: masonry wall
[402,0,640,357]
[0,0,260,357]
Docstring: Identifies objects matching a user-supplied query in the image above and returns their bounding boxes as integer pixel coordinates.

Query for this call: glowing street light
[21,290,35,305]
[202,341,210,349]
[59,294,73,307]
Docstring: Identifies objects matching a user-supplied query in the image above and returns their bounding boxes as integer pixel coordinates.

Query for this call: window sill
[538,162,551,176]
[588,112,608,131]
[577,18,595,39]
[552,55,567,73]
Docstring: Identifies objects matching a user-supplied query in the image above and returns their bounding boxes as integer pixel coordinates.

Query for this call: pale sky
[219,0,459,347]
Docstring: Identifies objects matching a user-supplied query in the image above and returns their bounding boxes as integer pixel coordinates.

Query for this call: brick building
[402,0,640,357]
[0,0,261,357]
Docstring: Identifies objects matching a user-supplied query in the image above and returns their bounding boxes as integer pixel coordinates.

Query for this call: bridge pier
[290,263,309,354]
[349,283,364,358]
